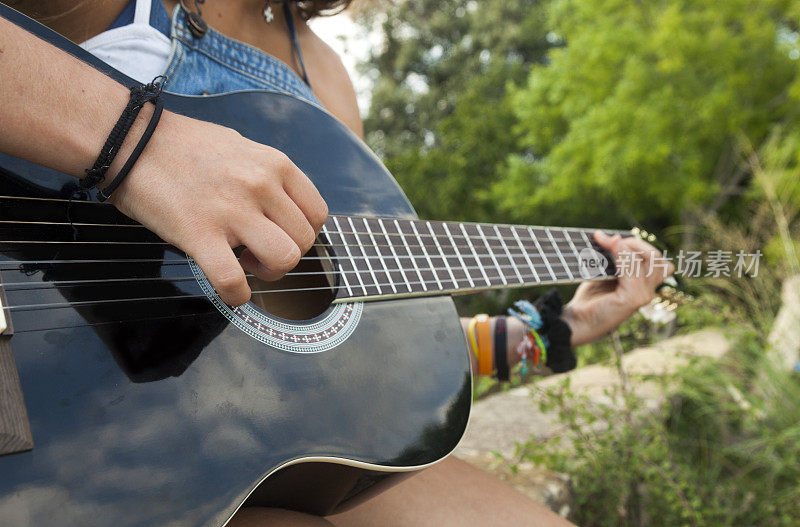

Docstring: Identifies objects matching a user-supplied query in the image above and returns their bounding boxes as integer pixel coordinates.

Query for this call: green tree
[495,0,800,231]
[357,0,553,221]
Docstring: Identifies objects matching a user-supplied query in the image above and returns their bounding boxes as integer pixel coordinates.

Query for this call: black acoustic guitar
[0,5,638,526]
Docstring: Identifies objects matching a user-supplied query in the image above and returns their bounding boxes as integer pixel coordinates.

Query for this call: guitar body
[0,7,471,526]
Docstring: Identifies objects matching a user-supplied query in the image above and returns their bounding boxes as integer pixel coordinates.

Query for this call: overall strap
[132,0,153,24]
[282,1,310,87]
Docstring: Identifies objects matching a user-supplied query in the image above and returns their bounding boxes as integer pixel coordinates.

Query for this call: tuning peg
[630,226,659,243]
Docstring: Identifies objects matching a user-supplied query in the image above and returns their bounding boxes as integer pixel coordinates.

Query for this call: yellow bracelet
[468,317,480,359]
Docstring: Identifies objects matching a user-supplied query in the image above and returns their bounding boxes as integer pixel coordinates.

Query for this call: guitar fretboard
[322,216,624,302]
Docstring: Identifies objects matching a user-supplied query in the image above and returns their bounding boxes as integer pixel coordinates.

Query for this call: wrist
[101,102,156,192]
[71,84,133,180]
[562,302,589,347]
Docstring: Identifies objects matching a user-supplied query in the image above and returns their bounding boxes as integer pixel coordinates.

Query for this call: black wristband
[97,97,163,202]
[493,316,509,381]
[81,76,166,195]
[534,289,576,373]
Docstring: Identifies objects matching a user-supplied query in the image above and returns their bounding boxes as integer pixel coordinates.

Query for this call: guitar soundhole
[244,238,337,321]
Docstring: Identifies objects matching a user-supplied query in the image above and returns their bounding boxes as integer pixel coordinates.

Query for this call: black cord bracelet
[534,289,576,373]
[494,315,509,381]
[97,98,164,202]
[81,76,166,197]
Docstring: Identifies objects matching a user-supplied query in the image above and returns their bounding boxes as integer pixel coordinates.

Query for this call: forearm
[0,14,132,178]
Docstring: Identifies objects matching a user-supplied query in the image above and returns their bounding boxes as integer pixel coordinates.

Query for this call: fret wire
[527,227,557,282]
[460,223,491,287]
[379,218,411,293]
[579,229,594,248]
[443,222,474,289]
[428,221,458,289]
[578,229,600,276]
[348,216,380,295]
[410,220,442,290]
[495,225,524,284]
[562,229,584,275]
[511,226,540,283]
[332,216,367,297]
[333,269,582,299]
[322,224,353,297]
[476,224,506,286]
[545,227,574,280]
[395,219,427,292]
[323,220,615,244]
[364,217,396,294]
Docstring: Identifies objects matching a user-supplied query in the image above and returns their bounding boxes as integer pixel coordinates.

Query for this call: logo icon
[578,247,608,279]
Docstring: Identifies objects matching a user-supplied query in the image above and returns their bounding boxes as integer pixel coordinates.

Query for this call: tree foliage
[360,0,800,232]
[495,0,800,229]
[357,0,553,221]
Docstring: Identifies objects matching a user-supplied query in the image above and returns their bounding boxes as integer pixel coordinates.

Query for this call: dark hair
[293,0,354,19]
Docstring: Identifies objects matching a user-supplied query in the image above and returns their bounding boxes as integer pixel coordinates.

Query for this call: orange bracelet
[475,314,493,376]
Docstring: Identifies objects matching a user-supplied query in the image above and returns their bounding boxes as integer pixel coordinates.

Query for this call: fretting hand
[562,231,674,346]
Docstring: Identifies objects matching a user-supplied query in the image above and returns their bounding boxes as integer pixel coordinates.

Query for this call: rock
[456,329,730,458]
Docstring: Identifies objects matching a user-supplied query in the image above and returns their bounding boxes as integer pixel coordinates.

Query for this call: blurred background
[314,1,800,525]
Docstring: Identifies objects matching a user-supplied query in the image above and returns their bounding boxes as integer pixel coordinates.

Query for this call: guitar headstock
[638,276,693,325]
[654,276,693,309]
[630,226,657,243]
[629,227,694,322]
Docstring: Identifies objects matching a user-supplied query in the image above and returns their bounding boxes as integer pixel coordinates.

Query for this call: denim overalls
[162,4,317,103]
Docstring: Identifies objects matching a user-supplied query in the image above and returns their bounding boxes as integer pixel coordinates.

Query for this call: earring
[263,1,275,23]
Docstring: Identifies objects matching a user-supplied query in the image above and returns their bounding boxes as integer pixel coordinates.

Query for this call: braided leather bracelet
[81,76,166,201]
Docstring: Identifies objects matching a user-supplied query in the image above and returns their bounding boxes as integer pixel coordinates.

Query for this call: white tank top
[79,0,172,84]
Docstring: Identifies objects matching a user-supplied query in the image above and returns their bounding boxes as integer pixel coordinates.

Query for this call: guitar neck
[322,216,625,302]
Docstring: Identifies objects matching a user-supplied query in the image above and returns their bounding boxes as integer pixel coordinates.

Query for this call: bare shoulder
[301,26,364,139]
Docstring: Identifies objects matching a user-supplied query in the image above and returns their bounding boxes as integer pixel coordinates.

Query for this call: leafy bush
[512,331,800,526]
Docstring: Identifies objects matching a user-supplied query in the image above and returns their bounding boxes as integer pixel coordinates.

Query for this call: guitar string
[0,225,616,250]
[0,204,616,318]
[0,243,603,282]
[2,268,607,313]
[0,200,619,259]
[0,217,624,245]
[0,238,599,260]
[0,198,618,307]
[0,256,590,290]
[0,241,594,266]
[0,195,626,241]
[0,244,587,260]
[10,309,221,334]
